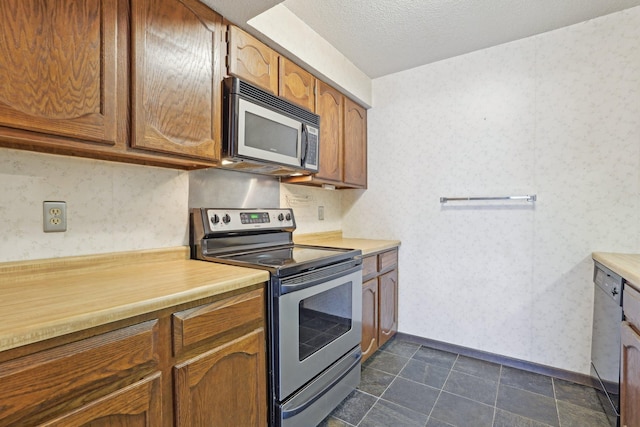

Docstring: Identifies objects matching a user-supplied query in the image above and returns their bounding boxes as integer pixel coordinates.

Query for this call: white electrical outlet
[44,201,67,232]
[318,206,324,220]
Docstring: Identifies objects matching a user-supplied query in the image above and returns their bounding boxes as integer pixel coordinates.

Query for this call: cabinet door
[0,0,119,144]
[343,98,367,188]
[131,0,222,161]
[227,26,279,95]
[361,279,379,363]
[621,321,640,427]
[279,58,315,111]
[314,81,343,183]
[174,328,267,427]
[378,269,398,347]
[40,374,162,427]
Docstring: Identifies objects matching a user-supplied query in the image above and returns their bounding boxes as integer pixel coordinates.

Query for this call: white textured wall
[343,8,640,374]
[0,149,189,262]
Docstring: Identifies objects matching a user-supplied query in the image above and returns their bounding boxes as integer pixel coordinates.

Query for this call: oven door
[275,264,362,400]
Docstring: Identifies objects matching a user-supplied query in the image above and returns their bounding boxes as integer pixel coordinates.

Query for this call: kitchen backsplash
[189,167,279,209]
[0,148,343,263]
[0,148,189,262]
[280,183,343,235]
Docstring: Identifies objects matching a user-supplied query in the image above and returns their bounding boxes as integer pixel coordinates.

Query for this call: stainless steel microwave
[221,77,319,176]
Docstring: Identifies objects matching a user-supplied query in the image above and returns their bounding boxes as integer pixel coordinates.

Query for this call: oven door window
[298,282,352,361]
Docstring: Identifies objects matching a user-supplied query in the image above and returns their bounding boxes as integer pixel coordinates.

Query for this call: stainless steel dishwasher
[591,261,624,426]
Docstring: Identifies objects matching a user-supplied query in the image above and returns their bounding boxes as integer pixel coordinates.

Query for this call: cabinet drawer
[173,288,264,356]
[362,255,378,280]
[0,320,159,426]
[624,284,640,329]
[379,249,398,273]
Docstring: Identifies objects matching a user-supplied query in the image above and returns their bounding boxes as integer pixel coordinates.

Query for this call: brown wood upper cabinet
[131,0,223,161]
[279,57,316,111]
[284,80,368,189]
[227,25,279,95]
[313,81,344,182]
[0,0,119,145]
[227,26,315,111]
[343,97,368,188]
[0,0,226,169]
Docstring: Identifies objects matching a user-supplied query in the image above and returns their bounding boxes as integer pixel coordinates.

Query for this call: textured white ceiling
[202,0,640,79]
[281,0,640,78]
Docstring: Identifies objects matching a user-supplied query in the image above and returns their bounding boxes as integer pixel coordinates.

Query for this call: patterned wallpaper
[0,149,189,262]
[342,7,640,374]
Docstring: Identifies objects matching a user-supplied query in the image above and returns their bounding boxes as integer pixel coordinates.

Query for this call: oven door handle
[281,349,362,419]
[279,264,362,295]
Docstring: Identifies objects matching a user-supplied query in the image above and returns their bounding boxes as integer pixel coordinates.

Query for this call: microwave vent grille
[239,80,319,127]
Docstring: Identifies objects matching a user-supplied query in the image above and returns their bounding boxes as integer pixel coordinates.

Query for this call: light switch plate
[43,201,67,232]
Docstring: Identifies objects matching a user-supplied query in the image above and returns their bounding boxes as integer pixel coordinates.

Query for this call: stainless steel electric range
[190,208,363,427]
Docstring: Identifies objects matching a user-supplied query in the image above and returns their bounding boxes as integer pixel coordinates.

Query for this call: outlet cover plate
[43,201,67,232]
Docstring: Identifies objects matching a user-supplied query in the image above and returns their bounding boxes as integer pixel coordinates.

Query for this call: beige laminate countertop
[592,252,640,289]
[294,231,401,256]
[0,247,269,353]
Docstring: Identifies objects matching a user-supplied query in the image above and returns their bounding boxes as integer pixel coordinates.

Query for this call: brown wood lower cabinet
[0,285,267,427]
[361,278,379,361]
[174,329,266,427]
[378,269,399,348]
[361,248,399,362]
[172,288,266,427]
[622,284,640,427]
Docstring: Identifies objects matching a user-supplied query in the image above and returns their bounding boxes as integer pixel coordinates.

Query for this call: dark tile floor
[319,338,615,427]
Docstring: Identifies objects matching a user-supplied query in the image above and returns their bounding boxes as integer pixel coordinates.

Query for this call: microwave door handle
[300,123,308,167]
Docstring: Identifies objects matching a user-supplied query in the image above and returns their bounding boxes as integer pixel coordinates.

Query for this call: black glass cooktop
[208,244,359,276]
[217,246,353,268]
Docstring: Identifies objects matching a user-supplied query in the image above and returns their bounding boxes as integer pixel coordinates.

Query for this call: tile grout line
[355,344,421,426]
[491,364,503,427]
[552,377,562,427]
[425,353,459,425]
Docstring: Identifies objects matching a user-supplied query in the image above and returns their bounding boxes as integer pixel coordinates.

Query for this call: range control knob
[222,214,231,224]
[285,213,292,221]
[210,214,220,224]
[278,213,285,221]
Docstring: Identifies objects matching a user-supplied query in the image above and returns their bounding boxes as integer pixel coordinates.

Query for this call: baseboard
[395,332,594,388]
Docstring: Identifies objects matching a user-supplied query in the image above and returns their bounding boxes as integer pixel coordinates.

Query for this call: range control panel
[202,208,295,232]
